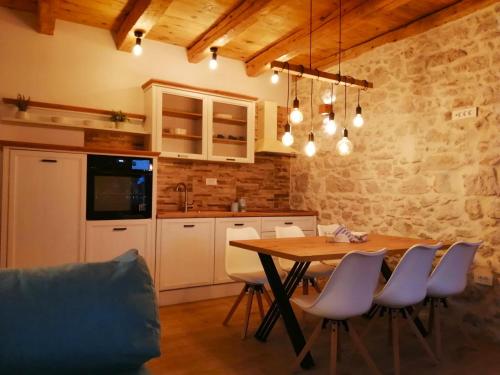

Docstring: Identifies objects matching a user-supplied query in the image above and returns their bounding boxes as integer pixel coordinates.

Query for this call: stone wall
[290,4,499,340]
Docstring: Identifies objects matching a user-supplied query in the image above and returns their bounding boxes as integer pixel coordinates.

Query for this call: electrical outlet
[473,267,493,286]
[206,178,217,186]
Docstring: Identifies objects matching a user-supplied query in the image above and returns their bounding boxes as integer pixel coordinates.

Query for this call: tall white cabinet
[4,149,86,268]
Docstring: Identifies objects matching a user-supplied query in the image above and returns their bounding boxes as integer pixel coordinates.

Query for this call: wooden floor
[146,290,500,375]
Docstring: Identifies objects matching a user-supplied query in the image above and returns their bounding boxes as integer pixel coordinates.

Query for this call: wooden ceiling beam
[316,0,498,70]
[112,0,174,52]
[187,0,285,64]
[245,0,408,77]
[37,0,58,35]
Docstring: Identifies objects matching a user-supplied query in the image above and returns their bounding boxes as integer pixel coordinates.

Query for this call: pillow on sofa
[0,249,160,374]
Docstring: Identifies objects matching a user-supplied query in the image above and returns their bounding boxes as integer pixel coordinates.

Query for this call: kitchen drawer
[261,216,316,233]
[214,217,261,284]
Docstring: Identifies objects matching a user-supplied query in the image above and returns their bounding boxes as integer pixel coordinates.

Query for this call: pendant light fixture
[336,81,353,156]
[281,65,294,146]
[132,30,144,56]
[304,0,316,157]
[324,82,337,135]
[271,70,279,84]
[289,77,303,124]
[209,47,218,70]
[353,88,364,127]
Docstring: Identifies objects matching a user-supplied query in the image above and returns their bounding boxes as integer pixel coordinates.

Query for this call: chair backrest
[427,241,481,297]
[225,227,263,276]
[275,226,305,270]
[317,224,340,236]
[309,249,387,319]
[378,243,441,307]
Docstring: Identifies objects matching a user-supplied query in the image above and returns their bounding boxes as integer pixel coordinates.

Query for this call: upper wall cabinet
[144,82,255,163]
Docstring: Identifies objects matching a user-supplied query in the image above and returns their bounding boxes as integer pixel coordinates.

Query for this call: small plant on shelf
[15,94,31,120]
[110,110,129,129]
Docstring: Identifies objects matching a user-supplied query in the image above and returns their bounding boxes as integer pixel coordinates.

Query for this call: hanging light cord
[309,0,313,132]
[338,0,342,77]
[286,63,290,115]
[344,80,347,123]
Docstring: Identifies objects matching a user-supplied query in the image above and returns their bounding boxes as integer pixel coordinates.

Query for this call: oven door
[86,169,152,220]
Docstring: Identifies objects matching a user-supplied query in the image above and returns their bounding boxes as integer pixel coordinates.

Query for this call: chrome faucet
[175,182,193,213]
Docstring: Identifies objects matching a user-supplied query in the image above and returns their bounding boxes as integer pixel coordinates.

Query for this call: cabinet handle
[113,227,127,231]
[285,222,294,225]
[234,223,244,227]
[183,224,195,228]
[177,154,188,158]
[40,159,58,163]
[225,158,236,161]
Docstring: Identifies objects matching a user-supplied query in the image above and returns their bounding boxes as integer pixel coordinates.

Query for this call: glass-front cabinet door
[156,88,207,160]
[208,97,254,163]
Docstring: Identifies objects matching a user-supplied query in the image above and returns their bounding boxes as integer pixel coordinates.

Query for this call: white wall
[0,7,286,114]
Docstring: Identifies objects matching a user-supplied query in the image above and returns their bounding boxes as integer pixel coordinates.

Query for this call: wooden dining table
[229,233,446,369]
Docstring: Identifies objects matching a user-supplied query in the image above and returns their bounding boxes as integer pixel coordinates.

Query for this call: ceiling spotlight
[132,30,144,56]
[271,70,279,84]
[209,47,218,70]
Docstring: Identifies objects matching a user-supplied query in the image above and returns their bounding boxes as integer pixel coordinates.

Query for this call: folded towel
[332,225,368,243]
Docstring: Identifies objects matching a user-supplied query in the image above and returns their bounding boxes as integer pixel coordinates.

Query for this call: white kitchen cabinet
[5,149,85,268]
[158,218,215,290]
[213,217,261,284]
[85,219,153,271]
[144,82,255,163]
[261,216,316,233]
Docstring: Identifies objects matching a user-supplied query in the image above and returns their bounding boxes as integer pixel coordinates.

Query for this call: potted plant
[15,94,30,120]
[110,110,128,129]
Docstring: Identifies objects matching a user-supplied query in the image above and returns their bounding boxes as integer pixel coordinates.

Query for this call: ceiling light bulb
[353,105,364,127]
[289,97,303,124]
[282,123,294,146]
[305,132,316,157]
[271,70,279,84]
[324,111,337,135]
[209,47,218,70]
[132,30,144,56]
[132,43,143,56]
[336,128,353,156]
[321,89,336,104]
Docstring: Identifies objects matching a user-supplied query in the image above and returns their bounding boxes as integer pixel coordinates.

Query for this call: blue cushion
[0,250,160,374]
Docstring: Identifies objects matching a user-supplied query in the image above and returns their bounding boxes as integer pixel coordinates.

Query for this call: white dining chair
[425,241,481,358]
[292,249,387,375]
[275,226,334,294]
[223,227,280,339]
[317,224,342,267]
[364,243,442,375]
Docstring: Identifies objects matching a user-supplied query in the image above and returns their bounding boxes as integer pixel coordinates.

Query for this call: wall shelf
[213,117,247,126]
[0,117,150,135]
[213,137,246,145]
[163,133,202,141]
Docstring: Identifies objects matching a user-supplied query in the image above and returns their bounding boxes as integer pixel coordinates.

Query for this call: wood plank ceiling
[0,0,495,76]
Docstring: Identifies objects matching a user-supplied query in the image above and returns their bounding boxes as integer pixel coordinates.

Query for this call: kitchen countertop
[157,210,318,219]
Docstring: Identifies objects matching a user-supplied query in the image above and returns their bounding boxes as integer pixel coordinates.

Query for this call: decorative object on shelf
[110,110,128,129]
[209,47,218,70]
[133,30,144,56]
[271,70,279,84]
[51,116,69,124]
[214,113,233,120]
[353,88,364,128]
[228,135,238,140]
[231,201,239,213]
[238,136,246,141]
[173,128,187,135]
[216,134,225,139]
[15,94,30,120]
[238,197,247,212]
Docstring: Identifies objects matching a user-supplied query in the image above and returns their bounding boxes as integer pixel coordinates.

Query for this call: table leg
[380,259,428,337]
[256,254,314,369]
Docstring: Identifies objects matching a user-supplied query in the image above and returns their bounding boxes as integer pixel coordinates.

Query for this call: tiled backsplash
[85,106,291,212]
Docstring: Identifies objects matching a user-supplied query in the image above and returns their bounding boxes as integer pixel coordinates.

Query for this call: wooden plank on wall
[38,0,58,35]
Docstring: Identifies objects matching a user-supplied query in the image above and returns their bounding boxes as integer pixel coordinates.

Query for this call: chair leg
[405,308,439,364]
[223,285,247,326]
[427,300,435,334]
[434,300,442,360]
[346,321,382,375]
[337,322,342,362]
[256,289,265,320]
[330,321,339,375]
[391,309,400,375]
[311,278,322,293]
[242,287,255,339]
[303,278,309,295]
[262,287,273,306]
[293,318,324,370]
[362,305,380,337]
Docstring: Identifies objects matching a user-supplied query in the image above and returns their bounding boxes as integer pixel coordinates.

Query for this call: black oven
[86,155,153,220]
